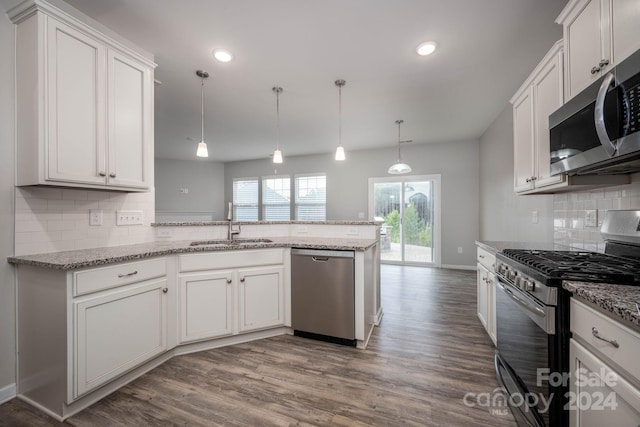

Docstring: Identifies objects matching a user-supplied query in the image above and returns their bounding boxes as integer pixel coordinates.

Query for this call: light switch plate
[531,210,539,224]
[116,210,144,226]
[585,210,597,227]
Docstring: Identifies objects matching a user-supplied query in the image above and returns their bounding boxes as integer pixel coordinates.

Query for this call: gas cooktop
[500,249,640,284]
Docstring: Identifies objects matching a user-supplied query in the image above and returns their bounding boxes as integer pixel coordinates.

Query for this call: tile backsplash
[15,187,155,256]
[553,175,640,252]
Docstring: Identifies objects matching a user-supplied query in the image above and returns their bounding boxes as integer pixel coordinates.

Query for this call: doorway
[369,175,441,266]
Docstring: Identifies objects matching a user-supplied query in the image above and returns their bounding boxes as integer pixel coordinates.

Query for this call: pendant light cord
[276,89,280,150]
[338,84,342,147]
[200,77,205,142]
[397,121,402,162]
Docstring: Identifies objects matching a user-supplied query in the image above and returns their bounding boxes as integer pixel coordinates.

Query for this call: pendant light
[388,119,412,174]
[272,86,283,163]
[195,70,209,158]
[334,79,346,161]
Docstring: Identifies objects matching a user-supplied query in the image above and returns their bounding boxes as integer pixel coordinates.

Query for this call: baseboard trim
[0,383,16,404]
[440,264,476,271]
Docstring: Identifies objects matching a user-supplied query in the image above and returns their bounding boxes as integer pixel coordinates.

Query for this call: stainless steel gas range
[494,210,640,427]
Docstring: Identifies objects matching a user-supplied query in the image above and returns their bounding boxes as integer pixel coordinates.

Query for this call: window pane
[263,176,290,221]
[233,178,258,221]
[295,174,326,220]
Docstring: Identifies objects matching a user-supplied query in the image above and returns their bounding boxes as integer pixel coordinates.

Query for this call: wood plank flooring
[0,266,516,426]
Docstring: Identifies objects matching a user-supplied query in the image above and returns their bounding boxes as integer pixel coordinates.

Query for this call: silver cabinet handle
[525,178,531,183]
[591,66,601,75]
[162,288,168,294]
[99,171,106,177]
[240,277,245,282]
[599,59,610,68]
[118,270,138,278]
[109,173,116,178]
[591,327,619,348]
[594,72,617,156]
[226,278,232,284]
[531,176,537,181]
[479,255,485,259]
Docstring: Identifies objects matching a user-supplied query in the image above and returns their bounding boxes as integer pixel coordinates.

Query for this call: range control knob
[507,270,517,281]
[524,281,535,292]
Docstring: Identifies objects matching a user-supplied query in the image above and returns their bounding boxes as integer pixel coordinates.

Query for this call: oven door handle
[497,280,546,318]
[495,353,545,427]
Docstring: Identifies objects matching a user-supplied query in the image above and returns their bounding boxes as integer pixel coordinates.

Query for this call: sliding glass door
[369,175,440,266]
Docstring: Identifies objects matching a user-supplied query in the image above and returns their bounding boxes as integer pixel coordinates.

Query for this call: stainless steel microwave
[549,49,640,176]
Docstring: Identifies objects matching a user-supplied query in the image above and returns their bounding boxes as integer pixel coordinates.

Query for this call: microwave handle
[594,72,617,157]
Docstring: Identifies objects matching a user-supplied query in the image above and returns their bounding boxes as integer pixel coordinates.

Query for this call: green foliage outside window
[384,205,432,246]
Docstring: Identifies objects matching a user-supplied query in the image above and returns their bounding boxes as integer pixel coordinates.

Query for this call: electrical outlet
[585,210,597,227]
[358,212,365,219]
[458,246,463,254]
[89,209,103,226]
[532,210,539,224]
[179,188,189,194]
[347,227,359,236]
[116,210,144,226]
[297,226,308,234]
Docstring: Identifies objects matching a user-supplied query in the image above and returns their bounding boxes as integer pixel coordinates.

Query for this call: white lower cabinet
[476,246,496,345]
[178,249,288,344]
[569,299,640,426]
[74,278,168,398]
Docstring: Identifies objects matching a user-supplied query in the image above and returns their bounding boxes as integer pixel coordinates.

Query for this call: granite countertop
[563,281,640,329]
[476,240,575,254]
[7,237,378,270]
[152,220,383,227]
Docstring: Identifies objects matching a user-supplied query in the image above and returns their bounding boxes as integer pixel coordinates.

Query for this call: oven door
[495,277,553,426]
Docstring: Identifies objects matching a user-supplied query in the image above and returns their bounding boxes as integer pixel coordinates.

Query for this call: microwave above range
[549,48,640,176]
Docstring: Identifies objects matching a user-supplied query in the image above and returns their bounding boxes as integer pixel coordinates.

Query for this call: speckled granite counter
[7,237,378,270]
[564,281,640,329]
[476,240,575,254]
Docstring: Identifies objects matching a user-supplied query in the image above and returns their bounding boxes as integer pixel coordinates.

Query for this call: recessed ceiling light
[416,41,437,56]
[213,49,233,63]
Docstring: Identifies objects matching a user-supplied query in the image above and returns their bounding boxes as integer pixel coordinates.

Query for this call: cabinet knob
[591,66,601,75]
[99,171,106,177]
[240,277,245,282]
[531,176,537,181]
[226,278,232,284]
[109,173,116,178]
[162,288,168,293]
[599,59,610,68]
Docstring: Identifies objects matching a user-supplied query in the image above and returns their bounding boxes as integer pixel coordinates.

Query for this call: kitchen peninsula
[8,220,381,421]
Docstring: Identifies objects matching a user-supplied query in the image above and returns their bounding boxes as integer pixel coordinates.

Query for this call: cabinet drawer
[477,246,496,271]
[74,258,166,296]
[179,249,284,272]
[571,299,640,384]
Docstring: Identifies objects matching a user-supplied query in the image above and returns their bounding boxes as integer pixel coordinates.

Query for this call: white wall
[155,158,225,221]
[478,104,554,243]
[0,8,16,401]
[224,140,480,267]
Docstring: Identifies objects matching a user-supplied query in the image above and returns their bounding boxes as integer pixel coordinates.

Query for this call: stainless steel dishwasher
[291,248,356,346]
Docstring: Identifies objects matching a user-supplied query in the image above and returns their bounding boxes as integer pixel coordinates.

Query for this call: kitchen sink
[189,238,273,247]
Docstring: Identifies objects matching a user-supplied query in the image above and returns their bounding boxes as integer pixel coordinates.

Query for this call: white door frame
[368,174,441,267]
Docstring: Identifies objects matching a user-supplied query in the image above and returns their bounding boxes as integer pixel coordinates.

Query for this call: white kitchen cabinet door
[74,278,168,398]
[569,339,640,427]
[486,271,497,345]
[512,87,536,193]
[46,17,106,185]
[238,266,285,333]
[532,48,565,189]
[561,0,611,99]
[476,263,489,331]
[179,271,234,343]
[611,0,640,66]
[107,49,151,189]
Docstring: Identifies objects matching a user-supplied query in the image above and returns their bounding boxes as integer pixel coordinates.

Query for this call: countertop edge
[152,220,383,227]
[563,281,640,329]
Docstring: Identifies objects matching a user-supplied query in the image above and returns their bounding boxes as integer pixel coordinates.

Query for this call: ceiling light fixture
[334,79,346,161]
[195,70,209,158]
[212,49,233,63]
[416,41,437,56]
[272,86,283,164]
[388,119,412,174]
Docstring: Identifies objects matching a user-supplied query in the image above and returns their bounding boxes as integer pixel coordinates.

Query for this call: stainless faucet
[227,202,241,240]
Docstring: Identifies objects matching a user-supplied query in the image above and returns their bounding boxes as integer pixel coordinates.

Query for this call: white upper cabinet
[511,40,565,194]
[10,0,155,191]
[558,0,640,100]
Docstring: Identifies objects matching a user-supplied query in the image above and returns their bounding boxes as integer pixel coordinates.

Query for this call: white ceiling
[4,0,568,162]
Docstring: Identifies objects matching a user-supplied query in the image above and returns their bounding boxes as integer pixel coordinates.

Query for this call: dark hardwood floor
[0,266,516,427]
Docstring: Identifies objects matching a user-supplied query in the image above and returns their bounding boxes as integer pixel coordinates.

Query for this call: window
[262,175,291,221]
[232,178,258,221]
[295,174,326,220]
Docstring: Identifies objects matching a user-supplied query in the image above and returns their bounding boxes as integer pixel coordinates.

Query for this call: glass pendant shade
[335,145,346,161]
[388,162,412,174]
[196,141,208,157]
[273,148,283,164]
